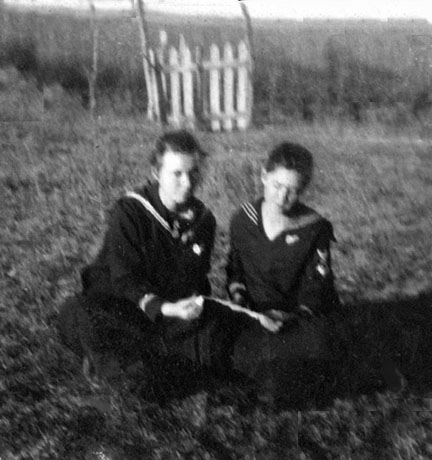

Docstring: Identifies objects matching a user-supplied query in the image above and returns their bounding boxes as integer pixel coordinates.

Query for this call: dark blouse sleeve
[105,198,165,321]
[297,220,339,315]
[226,213,248,305]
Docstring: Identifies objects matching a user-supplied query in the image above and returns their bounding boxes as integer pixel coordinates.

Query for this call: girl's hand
[161,296,204,321]
[258,314,283,333]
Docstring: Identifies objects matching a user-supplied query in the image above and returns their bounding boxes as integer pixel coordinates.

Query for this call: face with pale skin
[261,167,304,214]
[153,149,200,212]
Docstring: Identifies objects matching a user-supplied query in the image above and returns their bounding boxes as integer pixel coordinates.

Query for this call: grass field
[2,71,432,459]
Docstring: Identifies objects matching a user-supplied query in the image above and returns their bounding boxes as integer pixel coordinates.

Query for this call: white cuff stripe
[229,282,247,295]
[139,293,157,312]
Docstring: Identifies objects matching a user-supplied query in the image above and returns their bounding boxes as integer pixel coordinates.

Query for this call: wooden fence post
[209,43,221,132]
[239,0,254,127]
[135,0,156,121]
[239,0,254,64]
[88,0,99,130]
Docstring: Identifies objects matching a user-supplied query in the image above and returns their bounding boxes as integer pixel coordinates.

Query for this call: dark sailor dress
[226,199,341,394]
[57,182,218,379]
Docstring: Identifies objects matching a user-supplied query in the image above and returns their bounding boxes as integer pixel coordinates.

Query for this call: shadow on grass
[340,290,432,395]
[156,290,432,411]
[65,290,432,415]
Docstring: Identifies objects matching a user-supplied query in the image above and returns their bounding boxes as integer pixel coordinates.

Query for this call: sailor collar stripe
[241,200,324,231]
[125,191,175,237]
[241,202,259,226]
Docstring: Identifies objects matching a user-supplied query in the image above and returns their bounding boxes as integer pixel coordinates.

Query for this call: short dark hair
[265,142,314,190]
[150,130,207,169]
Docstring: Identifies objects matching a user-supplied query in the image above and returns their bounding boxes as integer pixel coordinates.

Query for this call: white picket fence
[148,34,253,132]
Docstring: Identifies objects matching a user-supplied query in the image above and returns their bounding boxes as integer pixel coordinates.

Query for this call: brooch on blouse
[285,234,300,245]
[192,243,204,255]
[180,229,194,244]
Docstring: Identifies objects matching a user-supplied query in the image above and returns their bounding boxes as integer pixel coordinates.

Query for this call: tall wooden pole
[135,0,156,120]
[239,0,254,127]
[239,0,254,64]
[89,0,99,122]
[87,0,100,153]
[157,30,168,124]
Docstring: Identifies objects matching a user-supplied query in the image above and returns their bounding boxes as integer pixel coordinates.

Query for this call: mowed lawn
[1,79,432,459]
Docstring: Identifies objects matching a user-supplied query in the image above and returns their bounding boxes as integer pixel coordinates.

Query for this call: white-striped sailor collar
[242,199,323,231]
[126,190,174,235]
[125,184,204,238]
[241,202,259,226]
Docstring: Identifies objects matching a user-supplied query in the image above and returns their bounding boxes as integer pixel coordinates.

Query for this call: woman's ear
[151,166,159,181]
[261,168,268,185]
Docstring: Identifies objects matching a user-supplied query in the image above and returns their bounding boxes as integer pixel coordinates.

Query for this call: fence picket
[194,46,206,121]
[182,43,194,123]
[223,42,235,131]
[209,43,221,132]
[158,30,168,102]
[149,48,160,121]
[237,40,251,130]
[169,46,181,126]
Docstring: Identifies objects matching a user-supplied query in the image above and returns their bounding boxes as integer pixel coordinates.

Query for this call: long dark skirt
[57,295,337,402]
[229,312,338,405]
[57,294,236,381]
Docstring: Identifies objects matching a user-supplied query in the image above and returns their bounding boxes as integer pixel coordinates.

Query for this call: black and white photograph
[1,0,432,458]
